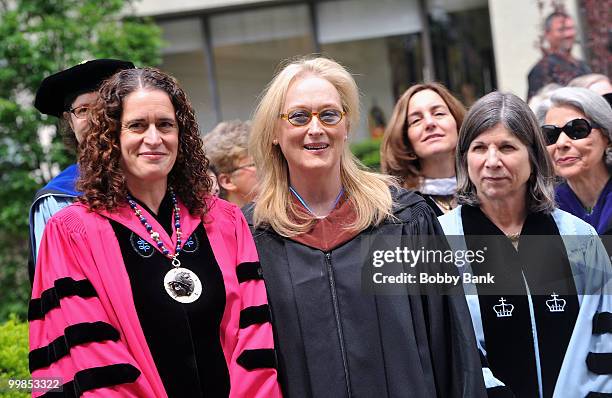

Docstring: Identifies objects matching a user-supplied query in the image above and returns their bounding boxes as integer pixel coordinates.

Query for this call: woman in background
[537,87,612,235]
[381,83,465,215]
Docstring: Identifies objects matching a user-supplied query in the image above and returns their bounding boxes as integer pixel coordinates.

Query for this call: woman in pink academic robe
[29,67,281,398]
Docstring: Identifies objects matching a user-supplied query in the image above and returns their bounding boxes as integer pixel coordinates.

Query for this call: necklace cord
[289,186,344,216]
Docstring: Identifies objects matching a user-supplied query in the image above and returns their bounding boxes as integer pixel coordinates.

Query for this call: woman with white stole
[439,91,612,397]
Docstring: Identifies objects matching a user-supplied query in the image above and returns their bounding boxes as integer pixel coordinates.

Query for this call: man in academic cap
[28,59,134,282]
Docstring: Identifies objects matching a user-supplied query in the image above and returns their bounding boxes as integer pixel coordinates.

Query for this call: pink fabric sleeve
[29,213,159,397]
[228,206,282,398]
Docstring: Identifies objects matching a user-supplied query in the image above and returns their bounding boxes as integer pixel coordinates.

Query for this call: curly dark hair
[77,67,211,215]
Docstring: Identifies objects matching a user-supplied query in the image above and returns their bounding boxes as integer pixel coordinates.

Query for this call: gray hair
[456,91,556,213]
[536,87,612,172]
[568,73,610,89]
[203,119,252,174]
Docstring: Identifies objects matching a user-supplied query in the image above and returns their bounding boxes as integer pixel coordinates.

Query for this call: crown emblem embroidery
[493,297,514,318]
[546,293,566,313]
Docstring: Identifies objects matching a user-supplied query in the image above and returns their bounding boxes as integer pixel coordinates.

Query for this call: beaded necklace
[127,188,202,303]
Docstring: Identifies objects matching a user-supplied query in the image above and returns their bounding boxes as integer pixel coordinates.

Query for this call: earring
[344,135,348,141]
[272,139,278,145]
[406,151,418,161]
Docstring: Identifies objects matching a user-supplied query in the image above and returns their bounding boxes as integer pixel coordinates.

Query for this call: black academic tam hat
[34,58,135,117]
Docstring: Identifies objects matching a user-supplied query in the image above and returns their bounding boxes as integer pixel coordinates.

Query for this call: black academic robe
[244,188,486,398]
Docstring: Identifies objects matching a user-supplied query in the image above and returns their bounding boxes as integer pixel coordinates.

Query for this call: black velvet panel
[236,261,264,283]
[40,363,140,398]
[29,321,119,372]
[110,203,229,398]
[486,386,516,398]
[478,349,489,367]
[586,392,612,397]
[421,194,445,217]
[587,352,612,375]
[593,312,612,334]
[462,206,579,398]
[239,304,270,329]
[236,348,277,370]
[29,278,97,321]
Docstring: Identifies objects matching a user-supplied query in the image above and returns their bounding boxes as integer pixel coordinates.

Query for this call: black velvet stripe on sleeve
[239,304,271,329]
[39,363,140,398]
[29,278,97,321]
[587,352,612,375]
[593,312,612,334]
[29,322,120,372]
[236,348,277,370]
[586,392,612,397]
[486,386,516,398]
[236,261,263,283]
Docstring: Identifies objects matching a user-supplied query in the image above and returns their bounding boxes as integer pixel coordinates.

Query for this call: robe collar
[288,193,359,252]
[33,164,80,201]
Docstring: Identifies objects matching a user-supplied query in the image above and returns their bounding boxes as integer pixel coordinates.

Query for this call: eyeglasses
[229,162,255,174]
[541,118,601,146]
[69,105,89,119]
[280,108,346,127]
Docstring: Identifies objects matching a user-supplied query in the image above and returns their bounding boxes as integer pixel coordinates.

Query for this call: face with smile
[406,89,458,161]
[544,105,609,180]
[467,124,531,204]
[277,75,346,181]
[66,91,98,144]
[119,88,179,189]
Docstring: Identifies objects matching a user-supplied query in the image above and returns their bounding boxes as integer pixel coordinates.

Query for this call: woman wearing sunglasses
[245,57,486,397]
[381,83,466,216]
[537,87,612,234]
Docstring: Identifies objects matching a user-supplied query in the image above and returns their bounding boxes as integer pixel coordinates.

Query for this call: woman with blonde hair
[245,56,485,397]
[381,83,466,215]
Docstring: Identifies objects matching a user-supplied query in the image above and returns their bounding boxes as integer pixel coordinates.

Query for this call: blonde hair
[250,56,394,237]
[381,82,465,189]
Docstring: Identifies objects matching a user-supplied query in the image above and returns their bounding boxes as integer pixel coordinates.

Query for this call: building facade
[133,0,585,139]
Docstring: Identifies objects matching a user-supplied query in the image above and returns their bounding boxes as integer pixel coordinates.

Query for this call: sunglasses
[280,108,345,127]
[541,118,601,146]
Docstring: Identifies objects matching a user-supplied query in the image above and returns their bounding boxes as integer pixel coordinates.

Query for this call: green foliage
[0,0,164,320]
[0,315,29,398]
[351,138,382,171]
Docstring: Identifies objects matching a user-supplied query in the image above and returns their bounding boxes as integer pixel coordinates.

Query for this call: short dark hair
[544,11,569,32]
